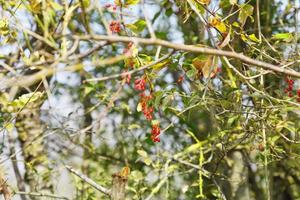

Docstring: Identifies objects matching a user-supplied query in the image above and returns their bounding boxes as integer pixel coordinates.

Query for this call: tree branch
[65,165,110,196]
[14,191,69,200]
[85,51,174,82]
[73,34,300,78]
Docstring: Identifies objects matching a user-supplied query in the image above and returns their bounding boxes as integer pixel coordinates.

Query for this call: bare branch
[65,165,110,196]
[14,191,69,200]
[73,34,300,78]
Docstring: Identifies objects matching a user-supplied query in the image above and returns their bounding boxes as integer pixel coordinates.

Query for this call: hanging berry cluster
[134,77,161,143]
[109,20,121,33]
[105,2,121,34]
[284,77,300,102]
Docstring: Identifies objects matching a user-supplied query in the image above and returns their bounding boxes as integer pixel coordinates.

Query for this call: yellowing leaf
[272,33,293,42]
[151,120,159,126]
[29,0,42,13]
[137,150,148,157]
[209,17,227,33]
[119,166,130,178]
[137,102,142,112]
[201,56,214,78]
[232,22,240,27]
[192,55,207,71]
[238,4,253,26]
[249,33,260,43]
[137,150,152,165]
[128,124,141,130]
[125,0,140,6]
[241,33,248,42]
[0,19,9,36]
[192,55,215,78]
[152,59,171,71]
[195,0,211,5]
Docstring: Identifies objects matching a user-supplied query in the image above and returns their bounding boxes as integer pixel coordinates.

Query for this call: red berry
[288,92,293,97]
[177,75,184,84]
[297,89,300,97]
[109,20,121,33]
[284,88,289,93]
[151,124,161,142]
[134,78,146,91]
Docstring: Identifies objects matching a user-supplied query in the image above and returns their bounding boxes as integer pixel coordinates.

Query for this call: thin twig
[14,191,69,200]
[65,165,111,196]
[85,51,174,82]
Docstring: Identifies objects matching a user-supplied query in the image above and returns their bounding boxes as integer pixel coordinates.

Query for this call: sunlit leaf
[209,16,227,33]
[249,33,260,43]
[125,0,140,6]
[126,19,147,34]
[238,4,253,26]
[272,33,293,42]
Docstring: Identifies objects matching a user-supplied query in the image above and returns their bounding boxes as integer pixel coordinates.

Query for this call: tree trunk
[111,174,127,200]
[15,97,52,198]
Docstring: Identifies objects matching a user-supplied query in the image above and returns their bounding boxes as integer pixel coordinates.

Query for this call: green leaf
[82,0,90,7]
[249,33,260,43]
[0,18,9,36]
[232,21,240,27]
[238,4,253,26]
[127,20,146,34]
[128,124,141,130]
[154,91,164,109]
[186,67,197,80]
[272,33,293,42]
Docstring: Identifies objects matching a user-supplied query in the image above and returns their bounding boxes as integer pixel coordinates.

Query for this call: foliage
[0,0,299,200]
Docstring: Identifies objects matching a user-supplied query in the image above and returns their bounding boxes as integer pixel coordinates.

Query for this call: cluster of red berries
[284,77,300,102]
[109,20,121,33]
[134,78,146,91]
[134,77,161,142]
[105,2,121,34]
[139,93,154,121]
[284,77,295,97]
[151,124,161,142]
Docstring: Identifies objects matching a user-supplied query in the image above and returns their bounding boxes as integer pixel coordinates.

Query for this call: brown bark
[0,173,12,200]
[111,174,127,200]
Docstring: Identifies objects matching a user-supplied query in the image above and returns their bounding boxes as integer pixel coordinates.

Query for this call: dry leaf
[192,56,216,78]
[217,32,230,49]
[201,56,214,78]
[119,166,130,178]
